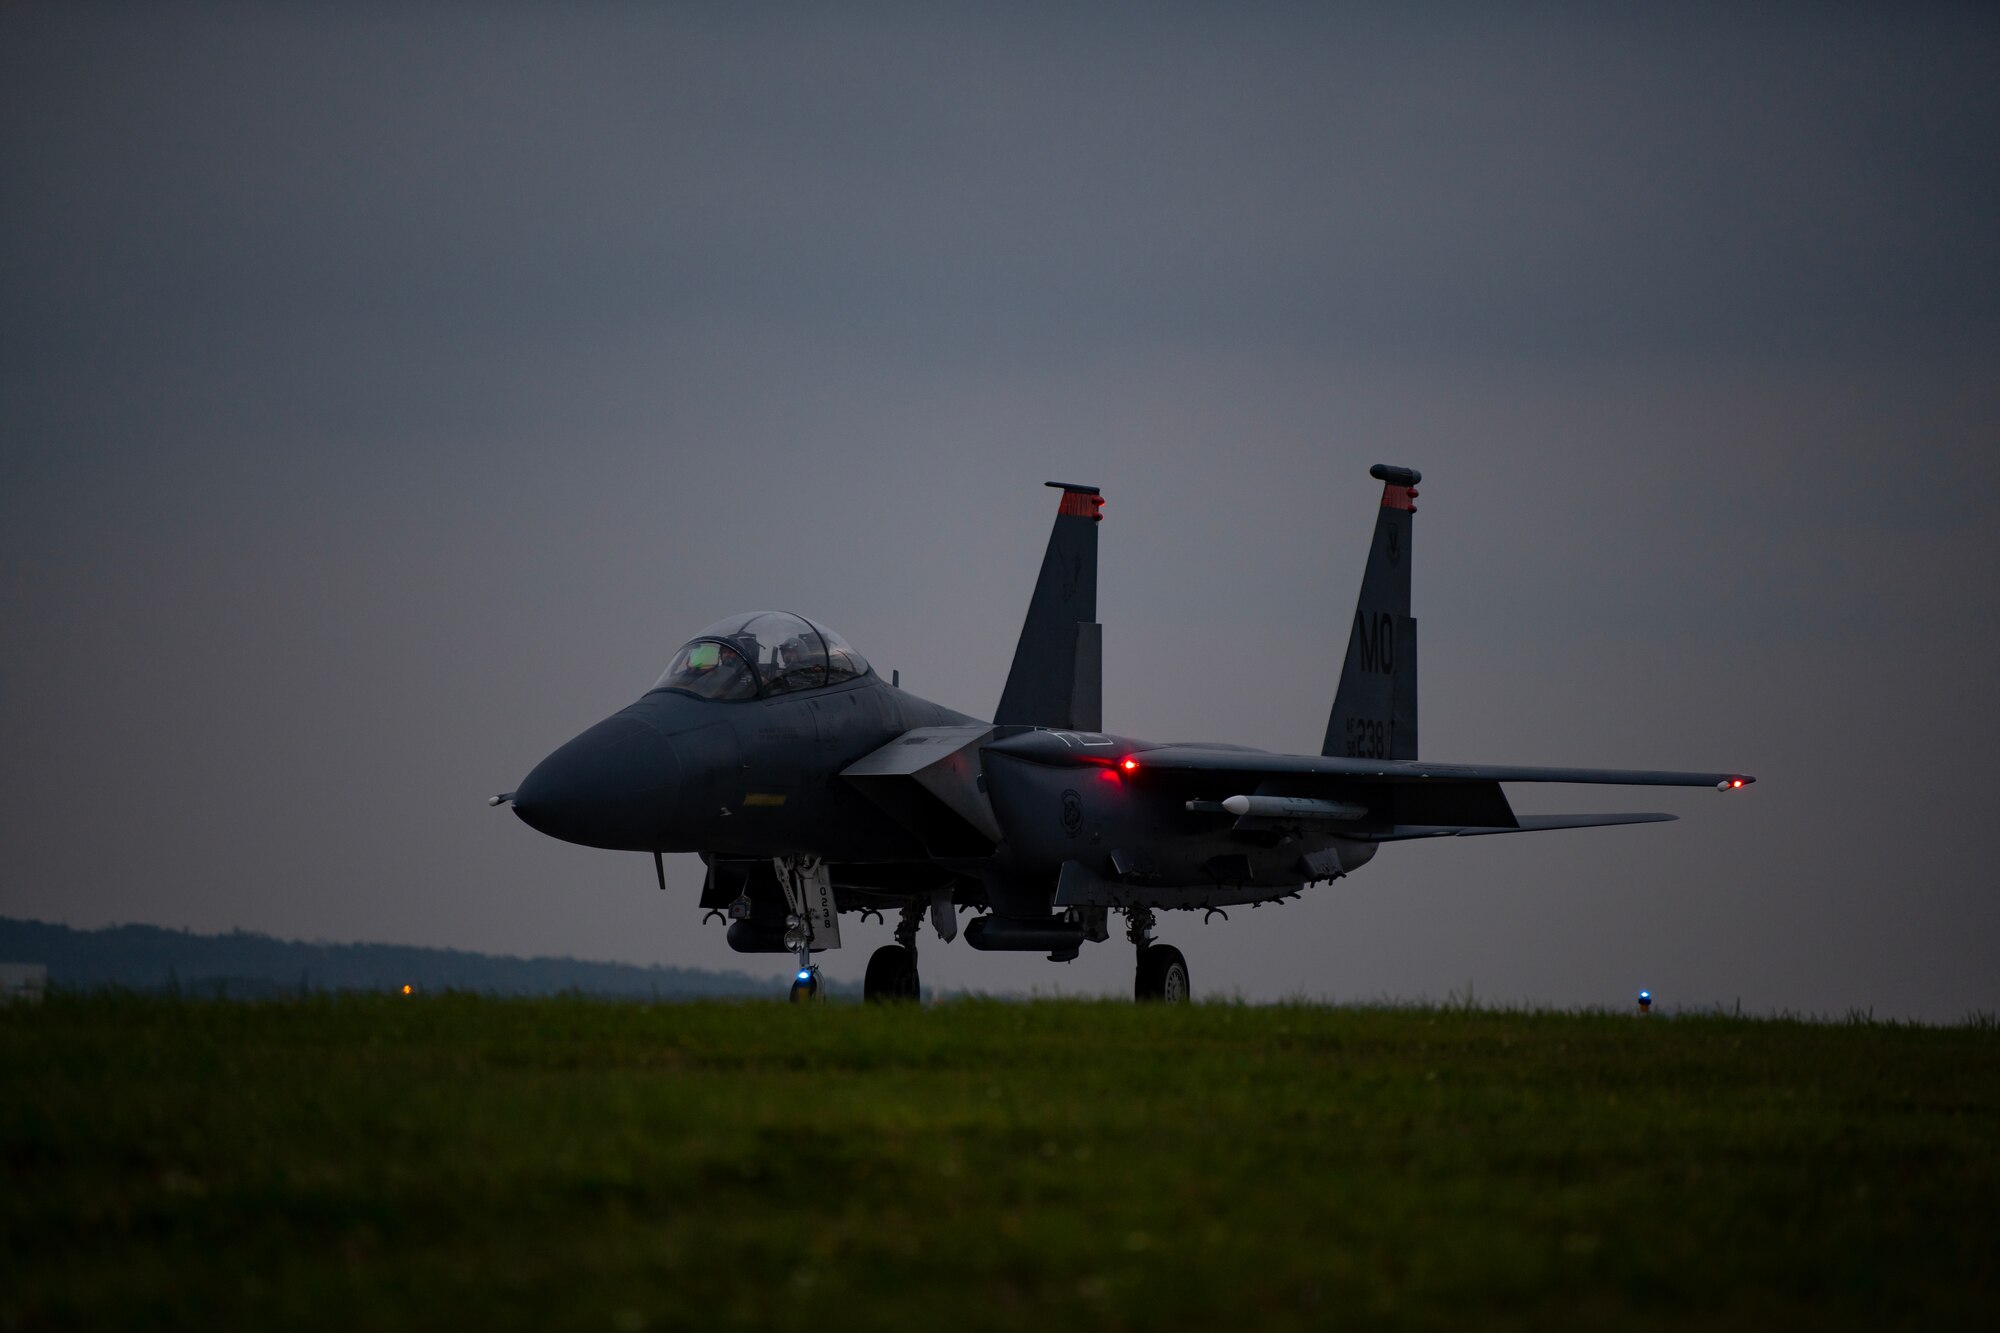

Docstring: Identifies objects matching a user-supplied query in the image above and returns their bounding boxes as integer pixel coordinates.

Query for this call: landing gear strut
[776,856,837,1004]
[863,903,923,1003]
[1127,906,1191,1003]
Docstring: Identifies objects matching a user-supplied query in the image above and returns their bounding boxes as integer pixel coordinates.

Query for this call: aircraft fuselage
[511,676,978,861]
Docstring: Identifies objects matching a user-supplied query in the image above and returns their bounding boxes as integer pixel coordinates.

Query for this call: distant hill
[0,917,796,999]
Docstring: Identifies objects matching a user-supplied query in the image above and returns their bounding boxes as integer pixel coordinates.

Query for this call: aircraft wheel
[863,944,921,1003]
[1135,944,1191,1003]
[788,970,821,1004]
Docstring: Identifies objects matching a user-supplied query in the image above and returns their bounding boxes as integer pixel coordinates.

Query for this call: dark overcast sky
[3,3,1995,1017]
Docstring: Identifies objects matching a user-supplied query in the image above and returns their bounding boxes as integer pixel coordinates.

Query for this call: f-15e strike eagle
[495,466,1753,1002]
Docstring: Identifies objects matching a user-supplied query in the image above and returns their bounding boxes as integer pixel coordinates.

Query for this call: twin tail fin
[1323,464,1420,760]
[995,482,1103,731]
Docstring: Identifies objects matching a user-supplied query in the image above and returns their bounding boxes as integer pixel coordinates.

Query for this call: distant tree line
[0,917,784,999]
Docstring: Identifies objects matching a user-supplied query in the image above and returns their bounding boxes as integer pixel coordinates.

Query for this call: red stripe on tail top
[1058,491,1105,521]
[1380,485,1418,512]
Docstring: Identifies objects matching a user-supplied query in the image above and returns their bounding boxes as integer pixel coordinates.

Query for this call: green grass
[4,995,1995,1331]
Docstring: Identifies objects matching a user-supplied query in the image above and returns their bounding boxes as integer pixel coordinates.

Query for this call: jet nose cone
[512,713,680,850]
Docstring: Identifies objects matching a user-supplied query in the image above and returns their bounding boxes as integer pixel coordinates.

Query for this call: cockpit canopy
[652,611,871,701]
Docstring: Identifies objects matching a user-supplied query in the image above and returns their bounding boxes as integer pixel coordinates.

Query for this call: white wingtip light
[488,792,516,807]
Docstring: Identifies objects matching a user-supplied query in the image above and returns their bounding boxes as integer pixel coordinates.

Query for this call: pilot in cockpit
[771,633,817,689]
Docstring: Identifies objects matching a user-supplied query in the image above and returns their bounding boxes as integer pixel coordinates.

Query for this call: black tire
[788,972,820,1003]
[1135,944,1191,1003]
[863,944,921,1003]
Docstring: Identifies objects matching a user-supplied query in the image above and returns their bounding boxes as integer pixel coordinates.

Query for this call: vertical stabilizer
[1322,464,1420,759]
[995,483,1103,730]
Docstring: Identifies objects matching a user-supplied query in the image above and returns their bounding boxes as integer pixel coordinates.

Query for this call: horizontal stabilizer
[1368,812,1678,842]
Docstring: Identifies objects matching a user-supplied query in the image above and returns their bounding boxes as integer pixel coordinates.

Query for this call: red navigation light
[1121,757,1139,772]
[1057,490,1105,522]
[1730,778,1744,789]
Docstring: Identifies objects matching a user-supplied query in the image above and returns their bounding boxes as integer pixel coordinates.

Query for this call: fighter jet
[494,466,1753,1002]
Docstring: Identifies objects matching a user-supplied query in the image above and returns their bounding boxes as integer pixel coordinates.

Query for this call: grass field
[4,994,1995,1331]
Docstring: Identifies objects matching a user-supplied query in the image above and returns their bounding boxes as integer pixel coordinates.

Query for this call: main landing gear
[1127,906,1191,1003]
[863,903,924,1003]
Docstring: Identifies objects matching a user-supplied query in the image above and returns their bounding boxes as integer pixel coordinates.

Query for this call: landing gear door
[775,856,842,951]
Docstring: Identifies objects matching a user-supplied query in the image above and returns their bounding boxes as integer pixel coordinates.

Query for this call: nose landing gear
[776,856,837,1004]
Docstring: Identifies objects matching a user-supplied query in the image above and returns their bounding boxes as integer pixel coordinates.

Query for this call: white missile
[1219,794,1368,823]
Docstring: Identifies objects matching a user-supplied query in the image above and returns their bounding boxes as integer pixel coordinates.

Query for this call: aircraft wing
[1373,812,1678,841]
[1131,745,1755,790]
[985,731,1752,838]
[1126,745,1750,837]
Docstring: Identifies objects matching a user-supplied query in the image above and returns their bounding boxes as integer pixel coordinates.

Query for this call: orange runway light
[402,984,413,995]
